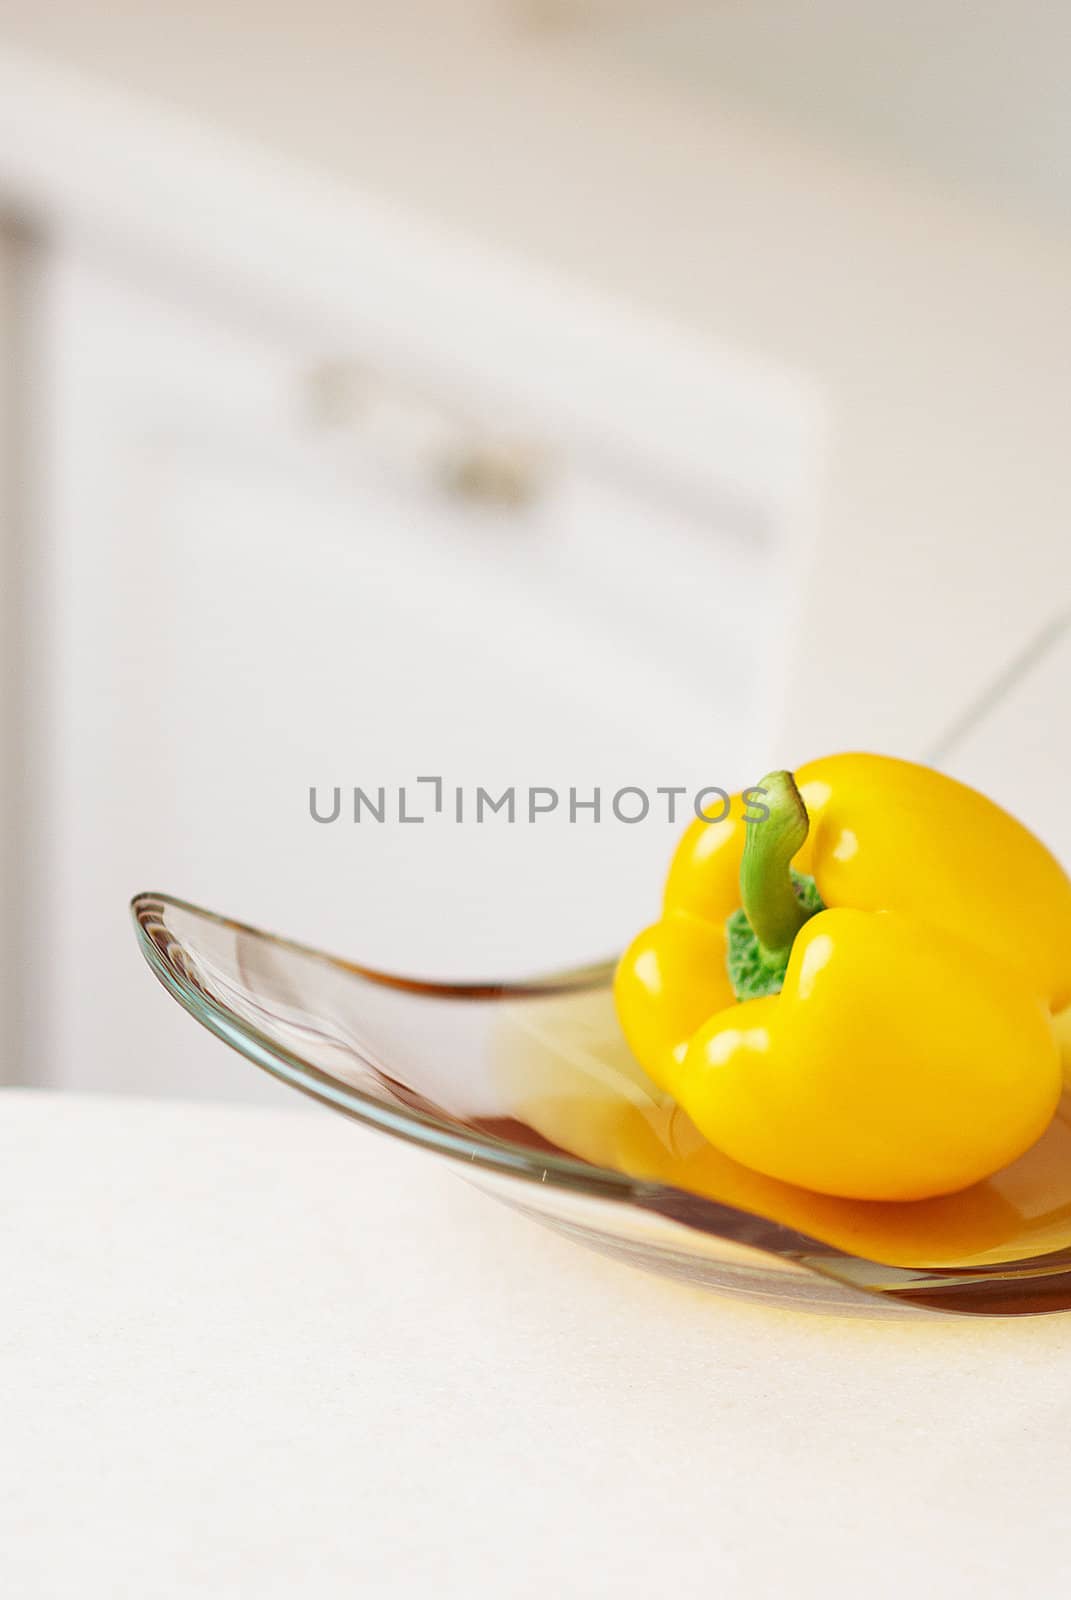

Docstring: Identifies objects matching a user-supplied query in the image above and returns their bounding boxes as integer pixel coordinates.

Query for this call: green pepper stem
[739,770,812,960]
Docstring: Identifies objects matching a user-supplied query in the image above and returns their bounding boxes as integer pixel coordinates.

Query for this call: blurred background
[0,0,1069,1102]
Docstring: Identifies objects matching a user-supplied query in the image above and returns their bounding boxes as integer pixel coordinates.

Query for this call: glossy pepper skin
[614,753,1071,1201]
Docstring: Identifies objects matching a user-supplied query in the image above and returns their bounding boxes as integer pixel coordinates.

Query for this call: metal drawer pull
[306,360,546,509]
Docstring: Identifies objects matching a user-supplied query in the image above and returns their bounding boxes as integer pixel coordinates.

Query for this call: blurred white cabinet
[26,241,817,1099]
[0,221,20,1083]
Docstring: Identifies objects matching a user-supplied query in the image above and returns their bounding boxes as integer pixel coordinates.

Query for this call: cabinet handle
[306,361,546,510]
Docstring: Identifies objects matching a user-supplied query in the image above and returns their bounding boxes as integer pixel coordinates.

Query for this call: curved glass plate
[133,891,1071,1317]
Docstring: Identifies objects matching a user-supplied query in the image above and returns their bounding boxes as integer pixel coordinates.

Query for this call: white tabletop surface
[3,1089,1071,1599]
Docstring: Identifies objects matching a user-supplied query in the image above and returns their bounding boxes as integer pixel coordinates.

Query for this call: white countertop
[3,1090,1071,1597]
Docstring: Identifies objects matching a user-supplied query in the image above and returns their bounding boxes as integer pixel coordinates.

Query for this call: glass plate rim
[131,890,1071,1306]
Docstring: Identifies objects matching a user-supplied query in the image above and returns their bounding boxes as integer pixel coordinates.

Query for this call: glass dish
[133,890,1071,1317]
[132,610,1071,1317]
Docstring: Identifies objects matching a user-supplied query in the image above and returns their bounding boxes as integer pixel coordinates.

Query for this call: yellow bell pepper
[614,753,1071,1201]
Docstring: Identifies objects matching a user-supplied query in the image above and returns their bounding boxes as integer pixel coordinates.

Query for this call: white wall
[607,0,1071,238]
[1,5,1069,763]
